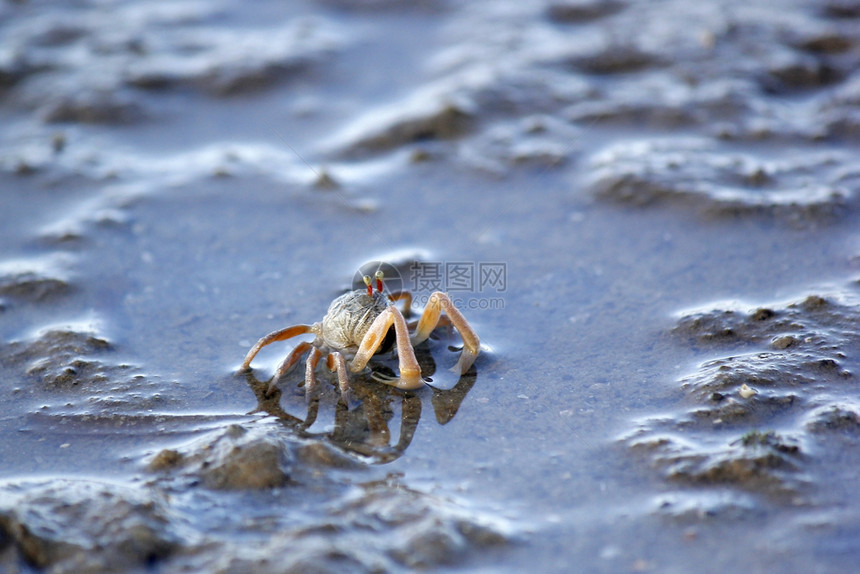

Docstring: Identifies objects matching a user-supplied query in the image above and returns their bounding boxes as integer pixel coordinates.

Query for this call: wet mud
[623,280,860,526]
[588,138,854,222]
[3,0,860,572]
[1,434,510,573]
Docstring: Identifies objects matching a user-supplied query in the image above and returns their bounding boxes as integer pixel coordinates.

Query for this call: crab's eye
[362,274,372,296]
[374,270,384,293]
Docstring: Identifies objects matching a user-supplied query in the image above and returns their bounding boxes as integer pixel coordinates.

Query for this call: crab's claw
[371,368,426,390]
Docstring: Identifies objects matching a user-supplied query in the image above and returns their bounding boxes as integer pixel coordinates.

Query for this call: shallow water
[3,0,860,571]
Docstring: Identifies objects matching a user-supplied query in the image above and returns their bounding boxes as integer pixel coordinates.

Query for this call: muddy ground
[3,0,860,572]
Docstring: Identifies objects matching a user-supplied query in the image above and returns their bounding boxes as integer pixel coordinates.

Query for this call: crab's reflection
[242,345,477,463]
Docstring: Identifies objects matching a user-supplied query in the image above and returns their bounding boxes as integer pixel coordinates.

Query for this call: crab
[239,271,480,405]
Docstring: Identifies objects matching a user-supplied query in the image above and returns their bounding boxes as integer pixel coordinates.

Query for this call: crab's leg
[303,346,323,403]
[349,306,424,390]
[240,324,314,370]
[387,291,413,318]
[266,341,313,396]
[411,292,480,375]
[326,351,358,408]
